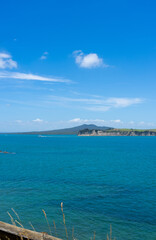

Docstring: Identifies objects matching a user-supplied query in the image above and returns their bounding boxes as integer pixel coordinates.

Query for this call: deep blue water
[0,135,156,240]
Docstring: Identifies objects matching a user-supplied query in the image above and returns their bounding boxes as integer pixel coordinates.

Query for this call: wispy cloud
[85,106,111,112]
[40,51,48,60]
[0,71,71,83]
[69,118,123,126]
[69,118,107,124]
[0,52,17,69]
[110,119,122,123]
[0,51,71,83]
[73,50,109,68]
[106,98,143,108]
[49,96,103,104]
[15,119,44,124]
[49,95,144,112]
[32,118,43,122]
[2,95,143,112]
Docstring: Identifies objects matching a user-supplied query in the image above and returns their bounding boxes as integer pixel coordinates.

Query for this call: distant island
[1,124,156,136]
[7,124,111,135]
[78,128,156,136]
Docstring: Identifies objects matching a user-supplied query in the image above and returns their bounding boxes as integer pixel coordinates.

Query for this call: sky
[0,0,156,132]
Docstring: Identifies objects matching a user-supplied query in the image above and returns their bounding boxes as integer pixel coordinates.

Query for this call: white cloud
[69,118,81,123]
[0,52,17,69]
[69,118,123,126]
[110,119,122,123]
[85,106,111,112]
[73,50,108,68]
[106,98,143,108]
[32,118,43,122]
[69,118,106,124]
[40,51,48,60]
[0,71,70,83]
[50,96,102,104]
[0,51,71,84]
[49,95,143,112]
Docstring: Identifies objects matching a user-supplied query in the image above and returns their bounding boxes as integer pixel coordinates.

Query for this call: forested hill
[13,124,111,135]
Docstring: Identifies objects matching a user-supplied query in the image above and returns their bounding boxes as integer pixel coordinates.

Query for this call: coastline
[78,129,156,136]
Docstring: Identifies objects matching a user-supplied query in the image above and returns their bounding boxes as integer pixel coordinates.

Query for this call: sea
[0,135,156,240]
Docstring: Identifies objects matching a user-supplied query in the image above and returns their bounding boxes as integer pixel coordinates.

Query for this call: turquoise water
[0,135,156,240]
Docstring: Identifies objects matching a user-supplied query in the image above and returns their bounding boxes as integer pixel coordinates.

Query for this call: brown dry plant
[42,209,52,235]
[61,202,68,240]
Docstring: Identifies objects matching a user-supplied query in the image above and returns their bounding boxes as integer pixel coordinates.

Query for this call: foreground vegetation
[0,204,115,240]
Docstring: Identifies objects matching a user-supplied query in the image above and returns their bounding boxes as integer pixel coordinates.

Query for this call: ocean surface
[0,135,156,240]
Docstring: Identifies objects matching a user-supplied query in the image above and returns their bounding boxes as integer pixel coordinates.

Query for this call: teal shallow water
[0,135,156,240]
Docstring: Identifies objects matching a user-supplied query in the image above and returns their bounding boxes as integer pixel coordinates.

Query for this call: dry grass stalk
[61,202,68,240]
[6,206,116,240]
[106,225,114,240]
[53,220,57,237]
[7,211,16,226]
[107,233,109,240]
[42,209,52,235]
[15,220,24,228]
[110,225,112,240]
[29,221,36,231]
[61,202,63,212]
[11,208,21,222]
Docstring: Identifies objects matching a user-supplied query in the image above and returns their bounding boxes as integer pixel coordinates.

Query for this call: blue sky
[0,0,156,132]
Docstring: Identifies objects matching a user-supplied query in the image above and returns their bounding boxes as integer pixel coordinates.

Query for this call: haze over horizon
[0,0,156,132]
